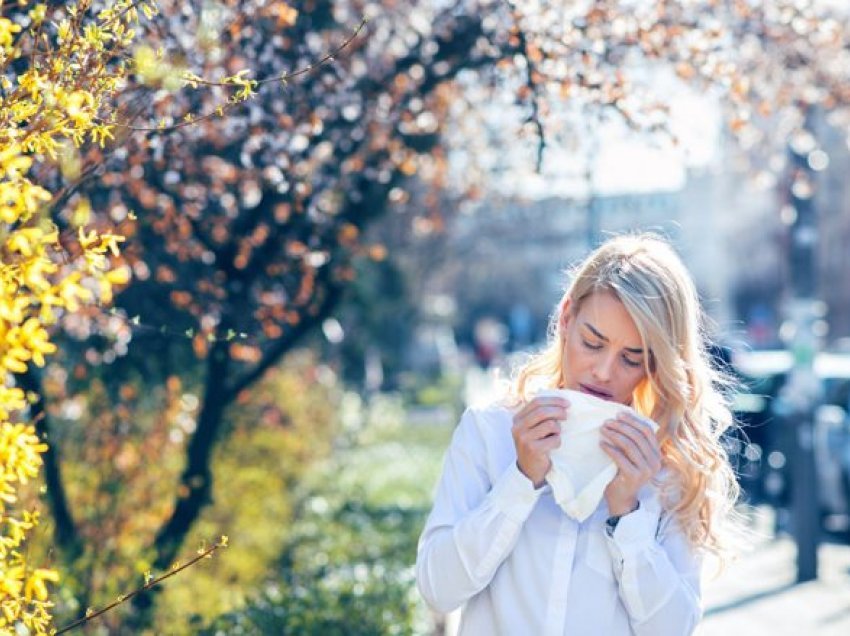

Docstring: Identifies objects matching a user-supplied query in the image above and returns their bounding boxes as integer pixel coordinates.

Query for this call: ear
[558,296,574,332]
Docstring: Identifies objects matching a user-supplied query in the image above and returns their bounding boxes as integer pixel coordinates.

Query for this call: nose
[592,352,617,383]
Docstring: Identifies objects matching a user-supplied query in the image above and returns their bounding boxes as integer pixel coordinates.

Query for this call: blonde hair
[511,233,741,560]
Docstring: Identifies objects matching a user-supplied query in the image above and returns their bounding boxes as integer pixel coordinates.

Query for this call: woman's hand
[600,411,662,516]
[512,395,570,488]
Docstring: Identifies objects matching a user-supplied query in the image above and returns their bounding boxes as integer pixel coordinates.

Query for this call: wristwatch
[605,501,640,537]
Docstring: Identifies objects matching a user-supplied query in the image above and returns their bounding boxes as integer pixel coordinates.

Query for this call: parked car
[729,349,850,539]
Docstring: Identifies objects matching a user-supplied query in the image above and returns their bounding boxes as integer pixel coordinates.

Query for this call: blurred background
[13,0,850,634]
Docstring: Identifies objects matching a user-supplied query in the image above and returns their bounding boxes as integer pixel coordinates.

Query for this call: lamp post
[781,121,824,584]
[585,135,600,249]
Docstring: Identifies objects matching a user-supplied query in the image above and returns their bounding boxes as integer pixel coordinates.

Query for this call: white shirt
[416,404,703,636]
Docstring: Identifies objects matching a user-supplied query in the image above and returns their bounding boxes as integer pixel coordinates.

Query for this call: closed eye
[582,339,603,351]
[622,355,642,368]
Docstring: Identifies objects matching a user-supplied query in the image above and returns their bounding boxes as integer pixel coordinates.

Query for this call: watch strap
[605,501,640,537]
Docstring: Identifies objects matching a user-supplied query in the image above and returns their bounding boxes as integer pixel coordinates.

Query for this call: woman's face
[560,290,648,405]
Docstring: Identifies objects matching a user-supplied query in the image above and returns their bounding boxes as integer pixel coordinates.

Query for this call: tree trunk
[129,340,230,623]
[152,341,231,569]
[16,369,82,560]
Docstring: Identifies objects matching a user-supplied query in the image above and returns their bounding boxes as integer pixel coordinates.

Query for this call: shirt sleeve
[604,504,703,635]
[415,407,542,614]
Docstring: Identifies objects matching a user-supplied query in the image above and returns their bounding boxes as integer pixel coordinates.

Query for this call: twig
[195,18,369,88]
[55,537,229,634]
[103,18,369,133]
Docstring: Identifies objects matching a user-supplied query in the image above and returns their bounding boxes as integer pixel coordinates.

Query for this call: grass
[201,393,456,635]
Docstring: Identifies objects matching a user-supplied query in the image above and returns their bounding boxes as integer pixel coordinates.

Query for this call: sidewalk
[440,508,850,635]
[698,510,850,635]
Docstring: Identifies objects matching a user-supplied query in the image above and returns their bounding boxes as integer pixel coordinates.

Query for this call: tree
[1,0,314,631]
[491,1,850,176]
[26,0,850,627]
[38,0,509,597]
[0,1,156,632]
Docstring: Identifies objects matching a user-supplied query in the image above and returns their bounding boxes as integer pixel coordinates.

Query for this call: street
[699,508,850,635]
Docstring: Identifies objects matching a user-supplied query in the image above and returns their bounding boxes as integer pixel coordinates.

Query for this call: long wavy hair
[511,234,742,560]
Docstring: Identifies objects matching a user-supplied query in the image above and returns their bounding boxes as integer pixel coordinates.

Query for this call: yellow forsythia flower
[1,1,150,631]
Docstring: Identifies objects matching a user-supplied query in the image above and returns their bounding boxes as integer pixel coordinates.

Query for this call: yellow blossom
[24,569,59,602]
[0,1,152,628]
[0,18,22,51]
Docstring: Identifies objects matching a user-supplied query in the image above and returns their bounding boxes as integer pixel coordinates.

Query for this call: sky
[508,79,723,200]
[448,66,724,201]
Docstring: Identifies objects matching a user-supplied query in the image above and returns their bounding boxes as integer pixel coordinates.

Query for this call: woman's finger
[530,397,570,416]
[601,424,651,470]
[617,412,659,443]
[514,418,560,450]
[520,396,569,416]
[515,400,569,431]
[524,419,561,441]
[534,434,562,453]
[514,411,563,438]
[609,419,661,467]
[600,440,639,477]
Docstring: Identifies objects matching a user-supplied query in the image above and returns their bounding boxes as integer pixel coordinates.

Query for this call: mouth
[578,383,614,400]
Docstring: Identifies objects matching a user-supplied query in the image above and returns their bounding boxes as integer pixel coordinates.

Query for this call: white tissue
[538,388,658,522]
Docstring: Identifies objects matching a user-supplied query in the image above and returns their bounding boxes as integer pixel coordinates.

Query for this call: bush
[201,396,454,635]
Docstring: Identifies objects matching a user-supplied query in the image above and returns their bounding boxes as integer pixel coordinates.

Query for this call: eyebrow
[583,322,644,355]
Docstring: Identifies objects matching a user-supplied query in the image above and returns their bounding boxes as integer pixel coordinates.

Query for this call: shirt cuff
[606,504,658,559]
[489,462,543,524]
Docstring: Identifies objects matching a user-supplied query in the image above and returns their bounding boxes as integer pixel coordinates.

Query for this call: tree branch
[225,275,346,401]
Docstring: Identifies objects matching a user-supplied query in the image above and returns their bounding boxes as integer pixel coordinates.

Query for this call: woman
[415,234,741,635]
